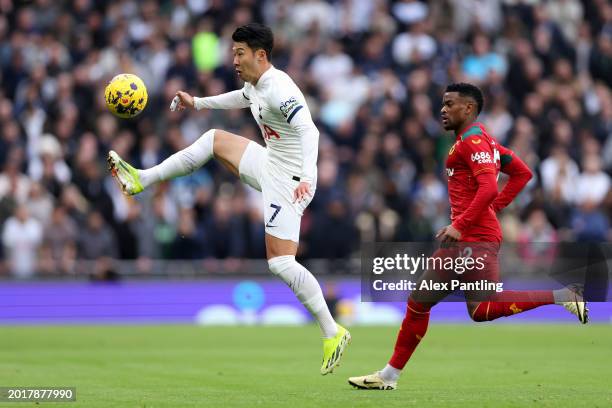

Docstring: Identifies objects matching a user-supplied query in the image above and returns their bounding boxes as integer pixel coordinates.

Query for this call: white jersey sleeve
[194,87,250,110]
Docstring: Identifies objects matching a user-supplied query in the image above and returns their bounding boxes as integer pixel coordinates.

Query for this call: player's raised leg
[265,234,351,375]
[466,285,588,324]
[108,129,248,195]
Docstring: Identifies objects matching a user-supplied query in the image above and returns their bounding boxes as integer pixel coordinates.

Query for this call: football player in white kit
[108,23,350,375]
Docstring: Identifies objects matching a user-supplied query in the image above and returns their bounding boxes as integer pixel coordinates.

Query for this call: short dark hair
[232,23,274,60]
[445,82,484,114]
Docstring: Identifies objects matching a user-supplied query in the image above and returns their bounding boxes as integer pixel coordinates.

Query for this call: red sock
[388,299,431,369]
[471,290,554,321]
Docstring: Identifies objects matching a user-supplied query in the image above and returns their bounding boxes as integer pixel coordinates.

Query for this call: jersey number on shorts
[262,124,280,140]
[266,204,281,227]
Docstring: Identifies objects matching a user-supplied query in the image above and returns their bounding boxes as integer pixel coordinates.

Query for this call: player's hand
[436,224,462,243]
[170,91,195,111]
[293,182,311,203]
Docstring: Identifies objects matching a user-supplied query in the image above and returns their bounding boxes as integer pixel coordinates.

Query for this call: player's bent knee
[268,255,296,278]
[471,314,487,322]
[211,129,226,154]
[469,302,489,322]
[212,130,250,167]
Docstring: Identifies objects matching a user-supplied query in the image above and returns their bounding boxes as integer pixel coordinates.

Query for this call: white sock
[139,129,216,188]
[268,255,338,339]
[553,288,571,304]
[380,364,401,382]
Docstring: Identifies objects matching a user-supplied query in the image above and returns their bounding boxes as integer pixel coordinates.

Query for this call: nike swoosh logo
[362,379,379,385]
[265,224,276,228]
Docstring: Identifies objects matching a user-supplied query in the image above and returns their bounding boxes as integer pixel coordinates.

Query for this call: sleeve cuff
[193,97,206,111]
[451,221,466,235]
[300,176,313,184]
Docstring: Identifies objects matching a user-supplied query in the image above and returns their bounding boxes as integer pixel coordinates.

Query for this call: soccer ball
[104,73,148,118]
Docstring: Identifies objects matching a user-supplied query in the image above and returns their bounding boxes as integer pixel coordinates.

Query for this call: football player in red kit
[348,83,588,390]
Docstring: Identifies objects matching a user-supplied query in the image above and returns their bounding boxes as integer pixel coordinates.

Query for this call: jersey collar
[456,121,483,141]
[254,65,275,89]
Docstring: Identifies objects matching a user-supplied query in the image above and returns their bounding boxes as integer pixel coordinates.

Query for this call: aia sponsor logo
[262,124,280,140]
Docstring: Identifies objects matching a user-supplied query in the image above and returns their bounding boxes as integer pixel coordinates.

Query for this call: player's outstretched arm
[170,89,250,111]
[491,147,533,212]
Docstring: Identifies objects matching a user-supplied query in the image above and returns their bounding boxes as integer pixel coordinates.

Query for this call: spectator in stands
[462,34,507,83]
[171,208,203,260]
[41,205,78,275]
[540,145,580,205]
[25,182,53,225]
[2,205,42,278]
[78,210,118,260]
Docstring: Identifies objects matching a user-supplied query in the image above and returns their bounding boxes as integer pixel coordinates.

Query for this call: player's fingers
[178,91,193,107]
[435,228,445,239]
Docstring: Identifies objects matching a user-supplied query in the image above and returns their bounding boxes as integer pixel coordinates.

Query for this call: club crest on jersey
[280,96,299,118]
[471,151,493,164]
[446,168,454,176]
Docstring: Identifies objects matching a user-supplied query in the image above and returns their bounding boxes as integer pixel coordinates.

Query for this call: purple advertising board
[0,279,610,325]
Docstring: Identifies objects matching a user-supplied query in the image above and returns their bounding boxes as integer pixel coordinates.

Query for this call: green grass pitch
[1,324,611,407]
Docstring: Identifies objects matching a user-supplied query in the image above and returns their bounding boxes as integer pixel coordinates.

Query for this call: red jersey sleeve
[491,144,533,212]
[451,134,499,235]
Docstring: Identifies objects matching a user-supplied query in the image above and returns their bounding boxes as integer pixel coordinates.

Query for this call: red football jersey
[445,122,516,243]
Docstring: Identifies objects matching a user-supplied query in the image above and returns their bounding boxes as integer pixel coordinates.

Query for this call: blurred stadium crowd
[0,0,611,278]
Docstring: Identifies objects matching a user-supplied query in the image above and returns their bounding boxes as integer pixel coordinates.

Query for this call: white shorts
[238,141,314,243]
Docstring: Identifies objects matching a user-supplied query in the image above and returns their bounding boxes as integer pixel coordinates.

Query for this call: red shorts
[430,242,500,283]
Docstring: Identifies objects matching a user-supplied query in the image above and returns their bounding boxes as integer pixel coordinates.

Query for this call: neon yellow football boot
[107,150,144,195]
[321,324,351,375]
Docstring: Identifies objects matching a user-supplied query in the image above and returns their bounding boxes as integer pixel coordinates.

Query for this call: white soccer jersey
[194,66,319,184]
